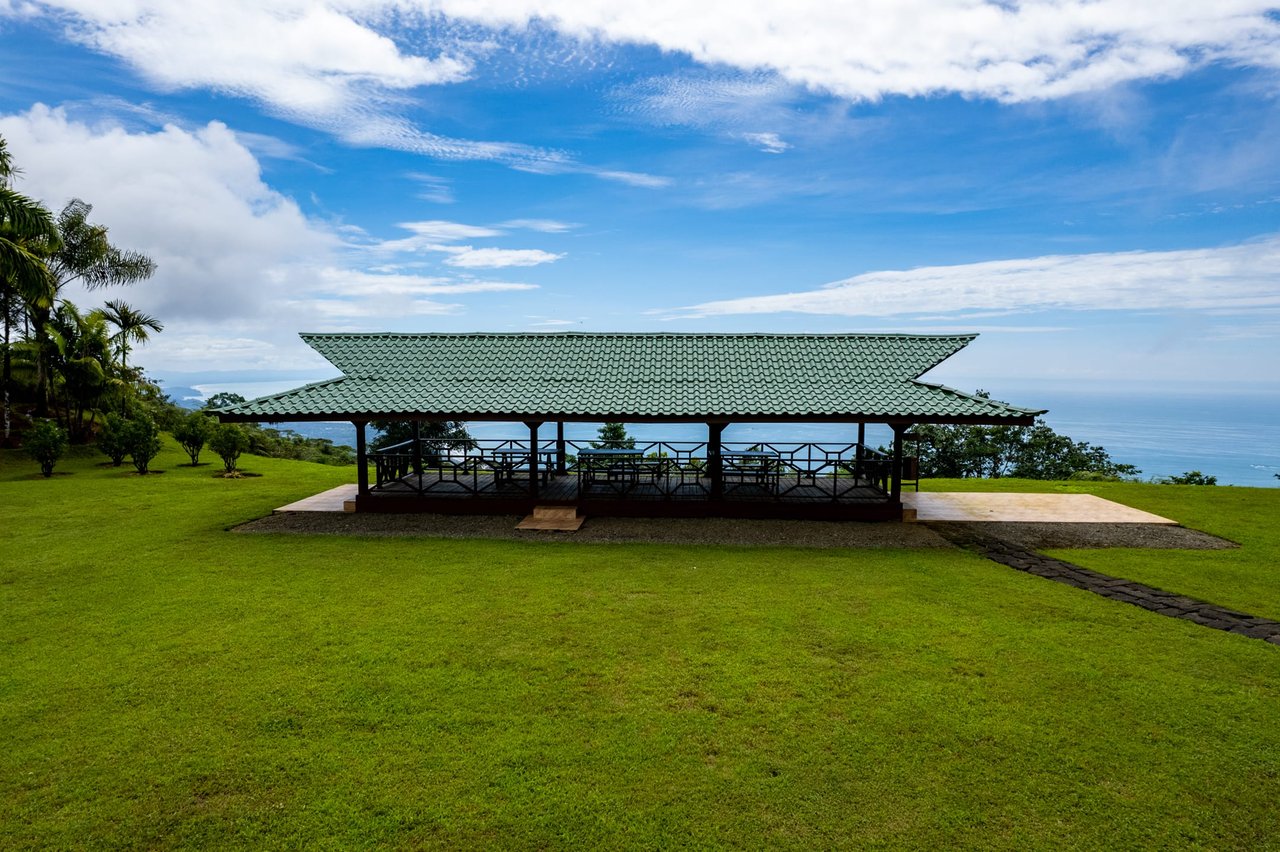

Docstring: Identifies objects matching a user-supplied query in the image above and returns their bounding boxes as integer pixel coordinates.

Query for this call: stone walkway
[930,523,1280,646]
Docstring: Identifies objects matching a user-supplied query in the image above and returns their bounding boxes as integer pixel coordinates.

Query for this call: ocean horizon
[177,380,1280,489]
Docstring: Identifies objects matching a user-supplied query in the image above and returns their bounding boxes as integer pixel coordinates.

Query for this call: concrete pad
[275,484,358,514]
[901,492,1176,524]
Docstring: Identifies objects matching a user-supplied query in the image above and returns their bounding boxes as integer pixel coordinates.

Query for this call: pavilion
[216,332,1044,521]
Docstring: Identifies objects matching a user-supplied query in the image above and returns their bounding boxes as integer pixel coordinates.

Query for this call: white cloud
[314,266,536,296]
[426,0,1280,102]
[442,247,563,268]
[670,236,1280,319]
[398,220,503,241]
[0,103,333,321]
[8,1,672,186]
[501,218,579,233]
[741,132,789,154]
[0,104,547,372]
[405,172,454,203]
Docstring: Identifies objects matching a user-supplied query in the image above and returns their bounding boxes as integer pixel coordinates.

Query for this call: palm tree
[100,299,163,371]
[28,199,155,416]
[0,137,60,441]
[46,300,116,440]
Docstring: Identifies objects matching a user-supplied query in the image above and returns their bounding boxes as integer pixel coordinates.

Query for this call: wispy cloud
[442,247,563,268]
[501,218,579,233]
[356,220,569,268]
[398,220,503,241]
[405,171,454,204]
[314,267,536,296]
[438,1,1280,103]
[14,2,670,185]
[666,236,1280,319]
[741,132,789,154]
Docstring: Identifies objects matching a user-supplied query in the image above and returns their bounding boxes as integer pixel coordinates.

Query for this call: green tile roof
[218,332,1044,424]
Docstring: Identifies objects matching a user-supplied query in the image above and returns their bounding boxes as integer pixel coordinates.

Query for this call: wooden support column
[354,420,369,497]
[526,421,542,498]
[556,421,567,475]
[890,423,904,502]
[856,421,866,478]
[411,420,423,476]
[708,421,727,500]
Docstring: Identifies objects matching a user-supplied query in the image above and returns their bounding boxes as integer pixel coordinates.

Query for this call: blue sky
[1,1,1278,397]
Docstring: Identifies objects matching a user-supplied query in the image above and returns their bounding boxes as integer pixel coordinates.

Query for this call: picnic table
[720,449,784,491]
[486,448,554,485]
[577,448,667,492]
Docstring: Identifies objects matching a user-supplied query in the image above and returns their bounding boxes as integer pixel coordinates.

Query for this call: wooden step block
[517,505,584,531]
[532,505,579,520]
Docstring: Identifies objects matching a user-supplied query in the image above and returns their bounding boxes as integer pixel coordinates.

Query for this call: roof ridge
[300,331,980,340]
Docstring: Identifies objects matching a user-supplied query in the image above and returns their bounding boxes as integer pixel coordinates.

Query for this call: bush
[98,413,129,466]
[1166,470,1217,486]
[122,416,162,474]
[209,423,250,473]
[25,420,68,477]
[172,411,214,465]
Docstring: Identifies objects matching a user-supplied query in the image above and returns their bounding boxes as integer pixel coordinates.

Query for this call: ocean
[229,385,1280,488]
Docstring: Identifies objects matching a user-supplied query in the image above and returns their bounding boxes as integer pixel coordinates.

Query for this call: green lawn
[2,445,1278,849]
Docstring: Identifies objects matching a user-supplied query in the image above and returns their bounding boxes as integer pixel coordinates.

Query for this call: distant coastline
[171,379,1279,489]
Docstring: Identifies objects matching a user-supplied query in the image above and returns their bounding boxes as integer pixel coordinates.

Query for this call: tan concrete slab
[901,492,1176,524]
[275,484,359,514]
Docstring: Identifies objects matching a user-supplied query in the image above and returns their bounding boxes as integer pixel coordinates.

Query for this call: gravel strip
[236,512,1232,551]
[235,511,954,548]
[928,522,1236,551]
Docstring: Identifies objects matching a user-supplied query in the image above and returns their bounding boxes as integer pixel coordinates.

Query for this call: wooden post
[890,424,904,502]
[556,421,567,475]
[708,421,726,500]
[527,421,542,498]
[354,420,369,497]
[411,420,423,483]
[856,421,866,479]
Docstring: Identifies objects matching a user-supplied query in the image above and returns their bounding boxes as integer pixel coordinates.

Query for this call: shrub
[98,413,130,466]
[210,423,250,473]
[25,420,68,477]
[1166,470,1217,486]
[122,416,162,474]
[172,411,214,465]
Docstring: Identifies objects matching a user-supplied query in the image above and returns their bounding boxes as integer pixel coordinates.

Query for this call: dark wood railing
[367,438,892,503]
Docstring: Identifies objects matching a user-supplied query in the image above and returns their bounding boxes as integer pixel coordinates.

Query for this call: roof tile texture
[222,332,1042,421]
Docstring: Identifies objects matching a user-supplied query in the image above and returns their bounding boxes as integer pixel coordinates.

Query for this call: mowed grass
[2,445,1279,849]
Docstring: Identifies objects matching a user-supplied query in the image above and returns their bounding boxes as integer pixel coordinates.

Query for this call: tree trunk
[2,290,10,442]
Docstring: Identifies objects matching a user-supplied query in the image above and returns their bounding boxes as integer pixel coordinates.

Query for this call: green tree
[591,422,635,450]
[24,418,67,477]
[203,392,246,411]
[30,199,155,416]
[209,423,250,473]
[43,301,118,441]
[99,299,162,371]
[173,410,213,465]
[97,411,129,466]
[371,419,472,466]
[910,392,1137,481]
[0,137,60,442]
[122,415,162,474]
